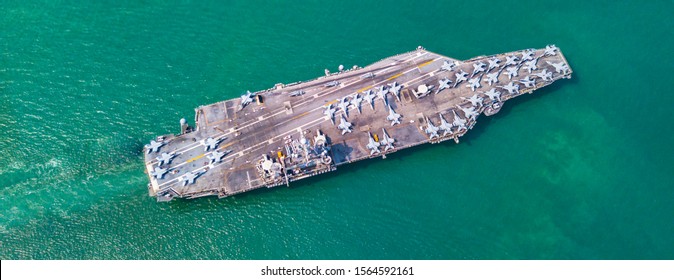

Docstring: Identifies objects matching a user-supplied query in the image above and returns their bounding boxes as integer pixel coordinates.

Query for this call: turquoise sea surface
[1,1,673,259]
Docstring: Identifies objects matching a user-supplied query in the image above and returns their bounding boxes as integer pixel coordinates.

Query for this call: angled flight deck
[143,45,572,201]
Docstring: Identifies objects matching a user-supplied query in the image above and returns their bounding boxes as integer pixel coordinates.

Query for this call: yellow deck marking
[417,59,434,68]
[291,111,311,120]
[386,73,403,81]
[357,85,373,93]
[186,154,205,163]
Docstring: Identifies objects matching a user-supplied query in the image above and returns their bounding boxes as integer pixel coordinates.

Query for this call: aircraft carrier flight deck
[143,45,573,201]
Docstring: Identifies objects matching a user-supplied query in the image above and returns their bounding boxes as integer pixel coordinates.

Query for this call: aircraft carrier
[143,45,572,202]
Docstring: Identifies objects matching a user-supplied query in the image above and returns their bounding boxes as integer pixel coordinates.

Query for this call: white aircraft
[547,61,570,74]
[150,166,168,179]
[324,104,336,124]
[521,49,535,61]
[519,76,536,88]
[535,69,553,81]
[441,60,455,72]
[181,170,205,186]
[350,94,363,114]
[472,62,486,77]
[451,110,467,129]
[464,93,484,107]
[506,66,519,80]
[424,117,440,139]
[380,128,395,152]
[438,113,453,137]
[483,88,502,102]
[544,44,558,56]
[156,152,176,166]
[239,90,255,110]
[485,72,499,86]
[454,70,468,87]
[376,85,389,107]
[145,140,165,154]
[386,105,402,126]
[207,149,231,164]
[200,137,224,152]
[458,105,479,119]
[363,89,376,110]
[366,132,381,155]
[487,58,500,72]
[388,82,403,102]
[338,116,352,135]
[500,82,520,95]
[337,97,349,116]
[466,77,482,92]
[524,58,538,73]
[437,78,452,93]
[505,55,519,66]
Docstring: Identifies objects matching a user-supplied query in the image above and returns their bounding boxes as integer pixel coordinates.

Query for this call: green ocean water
[1,0,673,259]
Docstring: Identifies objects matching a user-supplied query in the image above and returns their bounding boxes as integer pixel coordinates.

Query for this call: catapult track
[143,46,572,201]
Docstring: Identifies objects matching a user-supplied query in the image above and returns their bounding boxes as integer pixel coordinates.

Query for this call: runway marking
[186,154,205,163]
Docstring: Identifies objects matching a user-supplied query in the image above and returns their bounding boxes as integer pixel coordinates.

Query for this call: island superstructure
[143,45,572,201]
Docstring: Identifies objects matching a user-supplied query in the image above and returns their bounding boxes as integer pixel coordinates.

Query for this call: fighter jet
[388,82,403,102]
[547,61,570,74]
[150,166,168,179]
[239,90,255,110]
[521,49,535,61]
[453,70,468,87]
[543,44,558,57]
[441,60,455,72]
[524,58,538,73]
[505,66,519,80]
[437,78,452,93]
[207,149,231,164]
[487,58,501,72]
[350,94,363,114]
[380,128,395,152]
[500,82,520,95]
[386,105,401,126]
[535,69,553,81]
[156,152,176,166]
[483,88,502,102]
[324,104,336,124]
[472,61,486,77]
[466,77,482,92]
[464,93,484,107]
[505,55,519,66]
[289,90,305,97]
[458,105,479,119]
[200,137,224,152]
[324,81,340,87]
[376,85,389,107]
[438,113,453,137]
[338,116,352,135]
[366,132,381,155]
[424,118,440,139]
[451,110,467,129]
[145,140,165,154]
[519,76,536,88]
[181,170,205,186]
[363,89,376,110]
[485,72,499,86]
[337,97,349,117]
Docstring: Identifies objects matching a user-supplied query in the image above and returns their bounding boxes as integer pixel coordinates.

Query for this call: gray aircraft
[485,72,499,86]
[289,90,305,97]
[524,58,538,73]
[388,82,403,102]
[181,170,205,186]
[483,88,502,102]
[350,94,363,114]
[535,69,553,81]
[451,110,467,129]
[207,149,231,164]
[376,85,389,107]
[500,82,520,95]
[437,78,452,93]
[505,66,519,80]
[380,128,395,152]
[458,105,479,119]
[338,116,352,135]
[145,140,165,154]
[438,113,453,137]
[200,137,223,152]
[324,104,336,124]
[150,166,168,179]
[505,55,519,66]
[466,77,482,92]
[366,132,381,155]
[465,93,484,107]
[156,152,176,166]
[441,60,455,72]
[521,49,535,61]
[472,61,486,77]
[386,105,402,126]
[338,97,350,116]
[239,90,255,110]
[543,44,558,57]
[487,58,501,72]
[324,81,340,87]
[424,117,440,139]
[547,61,570,74]
[363,89,376,110]
[454,70,468,87]
[519,76,536,88]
